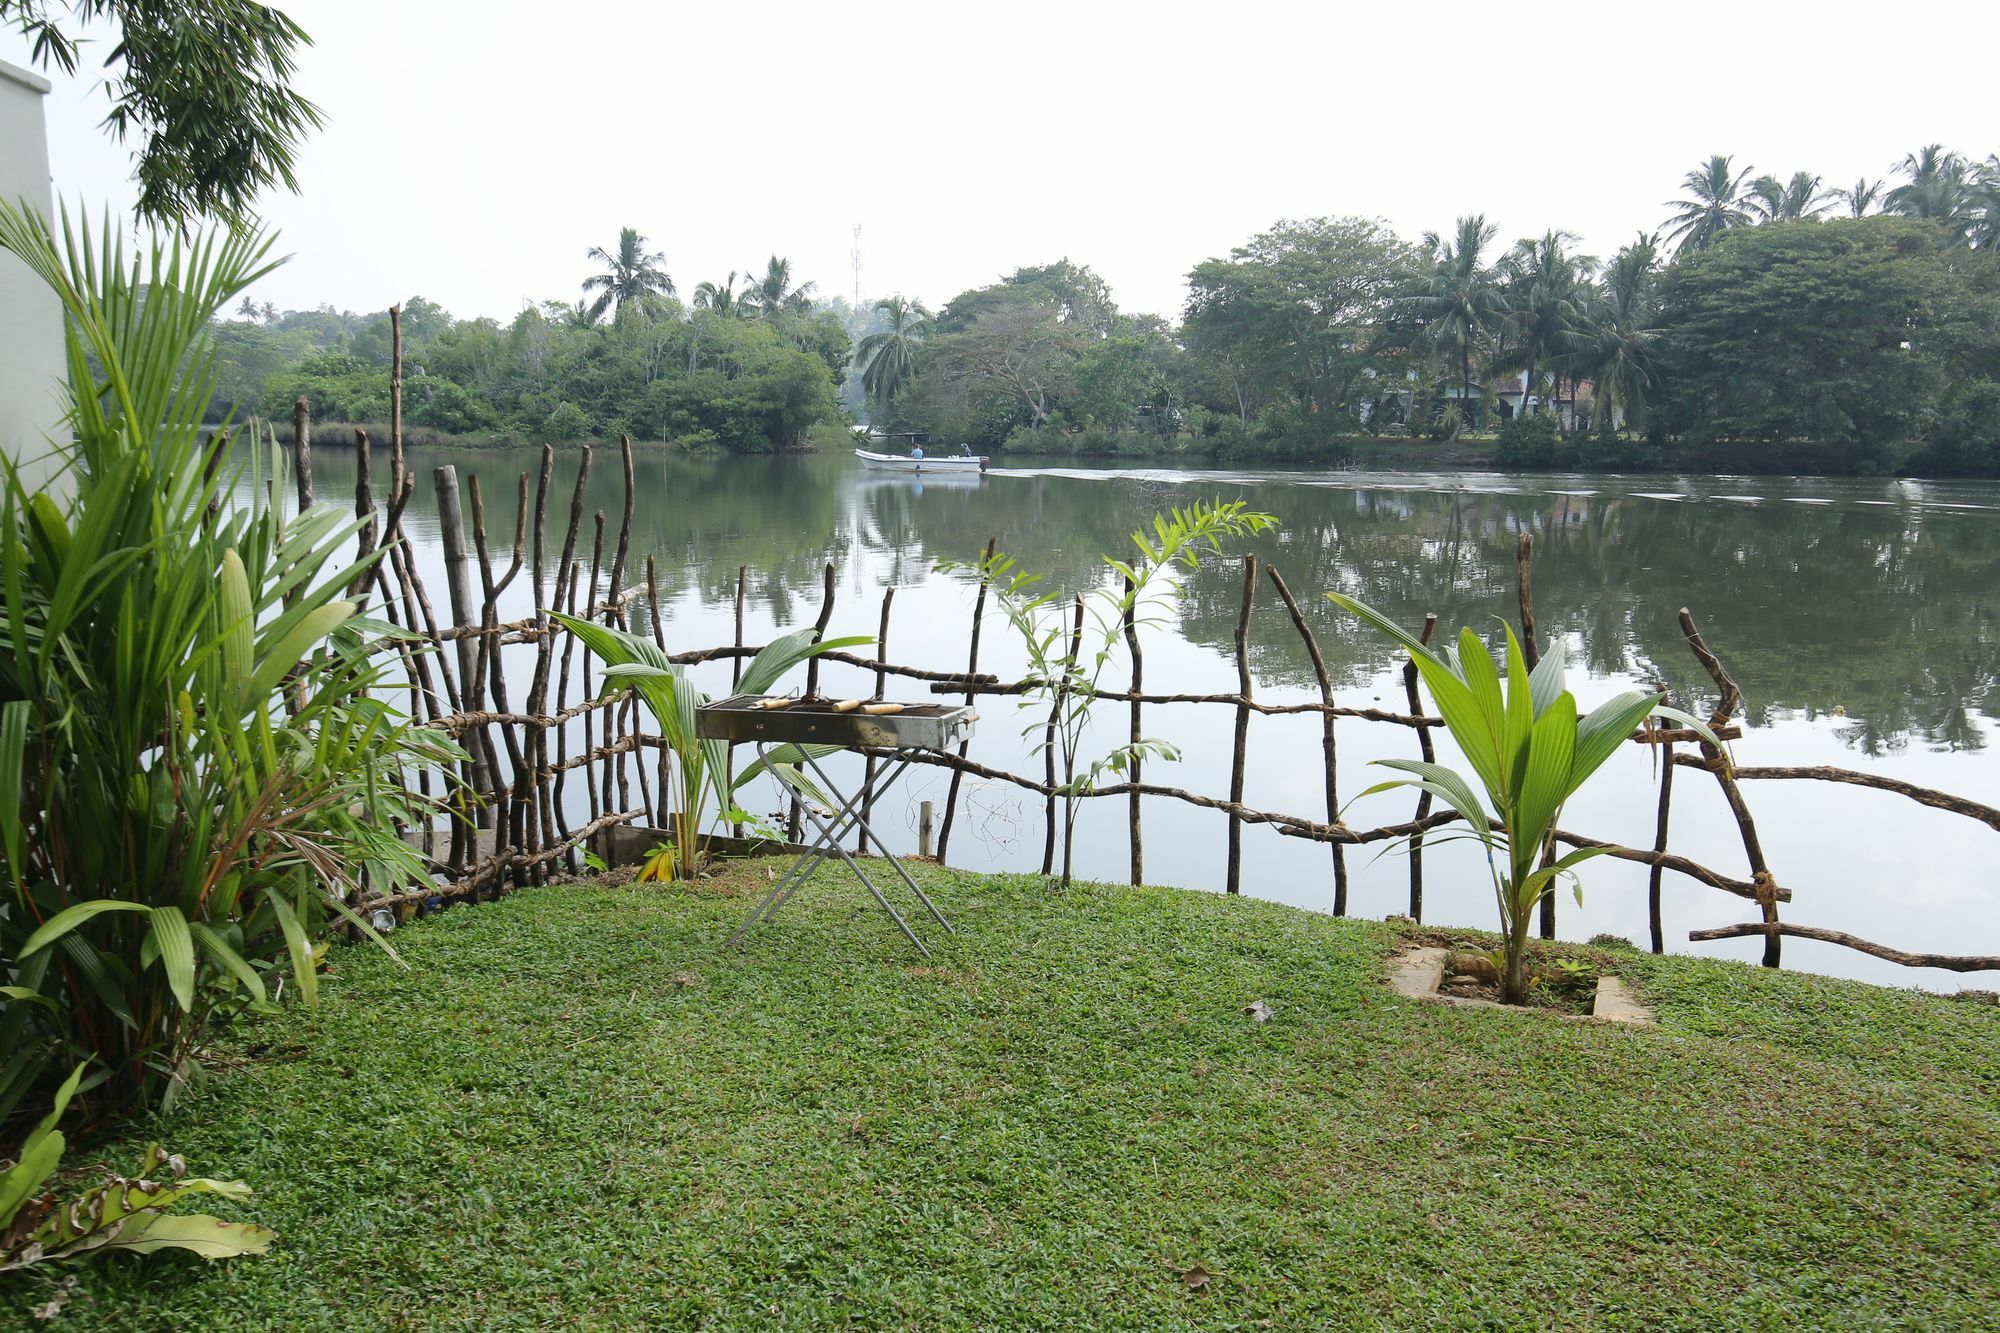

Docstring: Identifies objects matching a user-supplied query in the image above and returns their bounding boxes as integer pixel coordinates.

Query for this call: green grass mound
[24,866,1998,1330]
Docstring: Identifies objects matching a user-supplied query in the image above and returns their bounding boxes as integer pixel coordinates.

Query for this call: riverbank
[38,863,1997,1329]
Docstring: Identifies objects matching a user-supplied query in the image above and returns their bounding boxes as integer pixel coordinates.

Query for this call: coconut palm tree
[1970,156,2000,250]
[1562,234,1663,433]
[693,271,753,317]
[1663,155,1755,253]
[854,296,932,410]
[1835,177,1883,218]
[1745,171,1831,223]
[581,227,674,323]
[1884,144,1971,235]
[1496,230,1596,422]
[1403,215,1502,439]
[746,255,815,319]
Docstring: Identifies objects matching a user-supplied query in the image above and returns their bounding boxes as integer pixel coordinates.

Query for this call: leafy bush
[1906,379,2000,477]
[539,400,592,443]
[0,204,460,1126]
[1494,412,1566,468]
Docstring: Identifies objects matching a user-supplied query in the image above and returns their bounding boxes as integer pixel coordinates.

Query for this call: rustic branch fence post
[1123,576,1144,887]
[291,395,312,510]
[1404,615,1439,920]
[1268,566,1346,915]
[1648,680,1675,954]
[1679,607,1782,968]
[858,587,894,852]
[788,563,836,842]
[1226,556,1256,896]
[936,537,995,866]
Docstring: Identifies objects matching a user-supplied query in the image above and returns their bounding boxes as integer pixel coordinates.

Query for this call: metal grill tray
[697,695,978,751]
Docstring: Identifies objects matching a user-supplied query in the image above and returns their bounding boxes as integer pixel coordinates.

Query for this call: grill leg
[799,748,954,935]
[728,743,874,943]
[731,745,937,958]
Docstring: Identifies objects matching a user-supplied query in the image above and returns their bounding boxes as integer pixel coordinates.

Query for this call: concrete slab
[1592,975,1655,1026]
[1387,946,1448,999]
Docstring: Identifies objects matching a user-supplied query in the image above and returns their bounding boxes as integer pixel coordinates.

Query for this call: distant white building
[0,57,63,494]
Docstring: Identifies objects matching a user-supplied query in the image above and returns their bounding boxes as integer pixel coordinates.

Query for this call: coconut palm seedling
[1328,593,1722,1005]
[552,616,868,878]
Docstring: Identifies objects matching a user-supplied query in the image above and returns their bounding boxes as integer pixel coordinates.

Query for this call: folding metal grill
[698,694,977,957]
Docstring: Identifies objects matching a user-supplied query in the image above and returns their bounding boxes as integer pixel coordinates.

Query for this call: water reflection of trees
[304,448,2000,753]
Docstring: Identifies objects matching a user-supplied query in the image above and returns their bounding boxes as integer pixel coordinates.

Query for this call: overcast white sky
[5,0,1991,324]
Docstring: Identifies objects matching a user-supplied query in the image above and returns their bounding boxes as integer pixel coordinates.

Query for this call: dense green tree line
[211,146,2000,470]
[215,237,855,452]
[859,145,2000,474]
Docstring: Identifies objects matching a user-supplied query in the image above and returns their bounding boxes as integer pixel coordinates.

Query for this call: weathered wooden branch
[1687,922,1997,973]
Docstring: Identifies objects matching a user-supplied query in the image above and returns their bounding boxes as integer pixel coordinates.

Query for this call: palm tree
[1404,215,1502,439]
[1884,144,1971,235]
[1663,155,1755,252]
[1496,230,1596,422]
[1970,156,2000,250]
[1745,171,1831,223]
[693,271,753,317]
[746,255,815,319]
[854,296,932,410]
[1564,234,1664,433]
[581,227,674,323]
[1835,177,1883,218]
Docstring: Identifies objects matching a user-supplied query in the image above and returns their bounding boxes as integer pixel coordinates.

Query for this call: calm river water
[292,447,2000,992]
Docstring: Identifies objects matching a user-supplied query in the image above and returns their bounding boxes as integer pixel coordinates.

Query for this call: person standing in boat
[910,443,924,460]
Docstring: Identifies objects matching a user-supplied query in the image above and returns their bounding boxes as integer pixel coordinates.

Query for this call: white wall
[0,58,63,495]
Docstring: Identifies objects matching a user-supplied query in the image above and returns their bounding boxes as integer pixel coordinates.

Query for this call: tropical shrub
[552,617,868,877]
[0,204,460,1126]
[1327,594,1720,1003]
[1493,412,1565,468]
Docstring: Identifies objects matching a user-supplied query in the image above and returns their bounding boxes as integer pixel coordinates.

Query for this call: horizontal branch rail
[1674,757,2000,833]
[1688,922,1999,973]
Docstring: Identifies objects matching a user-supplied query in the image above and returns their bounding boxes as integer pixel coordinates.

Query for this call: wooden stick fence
[290,384,2000,978]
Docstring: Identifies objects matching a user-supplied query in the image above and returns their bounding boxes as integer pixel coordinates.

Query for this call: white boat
[854,447,988,474]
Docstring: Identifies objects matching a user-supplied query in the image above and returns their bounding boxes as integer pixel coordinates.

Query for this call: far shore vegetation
[216,147,2000,476]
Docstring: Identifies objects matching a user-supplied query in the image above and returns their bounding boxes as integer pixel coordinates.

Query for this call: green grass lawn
[19,864,1997,1330]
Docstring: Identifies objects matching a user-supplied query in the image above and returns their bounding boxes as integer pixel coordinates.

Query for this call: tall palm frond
[1663,155,1755,253]
[1746,171,1831,223]
[854,296,933,409]
[746,255,816,320]
[1495,230,1597,419]
[693,271,753,317]
[1402,214,1501,438]
[1884,144,1971,237]
[1835,177,1883,218]
[581,227,675,323]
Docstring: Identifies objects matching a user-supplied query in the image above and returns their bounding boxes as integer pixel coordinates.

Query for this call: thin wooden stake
[291,395,312,511]
[936,537,995,866]
[1123,575,1143,887]
[1649,682,1675,955]
[858,587,894,852]
[1680,607,1782,968]
[1269,566,1346,915]
[788,564,836,841]
[1043,594,1084,879]
[1405,614,1439,921]
[1226,555,1255,896]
